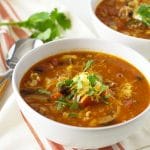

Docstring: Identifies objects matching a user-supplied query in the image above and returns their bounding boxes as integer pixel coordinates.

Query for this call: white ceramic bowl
[12,38,150,149]
[89,0,150,59]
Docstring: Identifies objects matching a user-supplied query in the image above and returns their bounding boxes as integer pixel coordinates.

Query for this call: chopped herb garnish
[57,79,73,88]
[70,100,79,110]
[55,60,112,109]
[37,88,51,95]
[57,79,73,95]
[0,8,71,42]
[136,4,150,26]
[56,97,70,110]
[64,79,73,86]
[87,88,96,96]
[56,97,79,110]
[67,93,74,100]
[100,84,109,94]
[68,113,78,118]
[83,60,94,72]
[87,74,99,87]
[103,93,111,100]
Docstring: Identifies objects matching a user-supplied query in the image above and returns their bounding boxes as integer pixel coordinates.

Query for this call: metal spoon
[0,38,43,85]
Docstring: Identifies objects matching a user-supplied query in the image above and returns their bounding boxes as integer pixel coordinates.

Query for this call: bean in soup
[20,51,150,127]
[95,0,150,39]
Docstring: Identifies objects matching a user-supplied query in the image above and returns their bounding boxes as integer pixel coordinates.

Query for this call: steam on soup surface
[20,51,150,127]
[95,0,150,39]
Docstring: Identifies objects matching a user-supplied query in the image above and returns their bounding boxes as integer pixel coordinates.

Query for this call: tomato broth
[20,51,150,127]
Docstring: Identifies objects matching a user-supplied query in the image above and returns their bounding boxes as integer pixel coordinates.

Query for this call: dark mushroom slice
[20,87,39,95]
[24,94,50,103]
[88,98,121,127]
[97,103,121,125]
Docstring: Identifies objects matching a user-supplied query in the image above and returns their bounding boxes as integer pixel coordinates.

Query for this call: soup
[95,0,150,39]
[20,51,150,127]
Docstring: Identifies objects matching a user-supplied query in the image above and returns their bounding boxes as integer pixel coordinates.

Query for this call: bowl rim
[89,0,150,42]
[12,38,150,131]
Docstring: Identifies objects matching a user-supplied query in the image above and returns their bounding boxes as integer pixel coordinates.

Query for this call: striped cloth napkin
[0,0,150,150]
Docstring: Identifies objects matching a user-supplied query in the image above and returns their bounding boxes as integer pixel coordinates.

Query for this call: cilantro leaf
[83,60,94,72]
[56,97,70,110]
[68,113,78,118]
[36,88,51,95]
[28,12,49,23]
[56,97,79,110]
[87,74,98,87]
[65,79,73,86]
[0,8,72,42]
[36,28,51,41]
[137,4,150,26]
[100,84,109,93]
[57,79,73,88]
[57,12,71,30]
[50,8,71,30]
[70,100,79,110]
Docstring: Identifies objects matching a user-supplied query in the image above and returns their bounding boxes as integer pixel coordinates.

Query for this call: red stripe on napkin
[21,112,46,150]
[117,143,125,150]
[0,31,15,70]
[48,141,65,150]
[0,0,29,39]
[0,2,10,19]
[4,0,21,20]
[99,146,113,150]
[0,45,7,70]
[3,31,15,50]
[12,26,29,39]
[2,0,29,38]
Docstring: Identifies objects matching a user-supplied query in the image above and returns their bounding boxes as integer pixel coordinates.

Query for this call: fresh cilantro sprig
[0,8,71,42]
[136,4,150,26]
